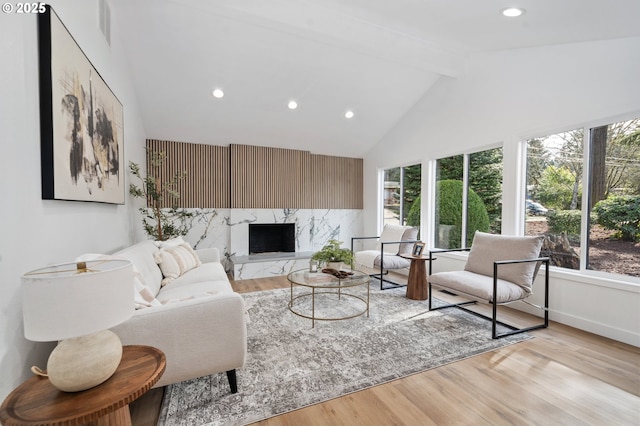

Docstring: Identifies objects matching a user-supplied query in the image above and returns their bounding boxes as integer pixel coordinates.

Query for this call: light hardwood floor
[130,275,640,425]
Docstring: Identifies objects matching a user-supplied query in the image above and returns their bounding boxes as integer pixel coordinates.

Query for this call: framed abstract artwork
[38,6,124,204]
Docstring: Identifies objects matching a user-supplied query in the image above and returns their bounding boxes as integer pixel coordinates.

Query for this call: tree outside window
[526,129,583,270]
[588,119,640,277]
[525,117,640,277]
[434,147,503,249]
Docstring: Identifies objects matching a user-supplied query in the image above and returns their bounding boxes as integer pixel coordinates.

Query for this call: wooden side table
[0,345,165,426]
[400,254,431,300]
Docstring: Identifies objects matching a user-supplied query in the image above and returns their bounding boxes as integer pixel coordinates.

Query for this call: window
[525,128,583,270]
[382,164,421,227]
[434,147,503,249]
[525,117,640,278]
[587,119,640,277]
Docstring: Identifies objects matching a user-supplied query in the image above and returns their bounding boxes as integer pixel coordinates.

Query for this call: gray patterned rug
[158,285,530,426]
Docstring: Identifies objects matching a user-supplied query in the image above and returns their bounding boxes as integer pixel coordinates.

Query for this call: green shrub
[547,210,582,236]
[594,195,640,242]
[435,180,489,248]
[406,196,421,227]
[537,165,582,210]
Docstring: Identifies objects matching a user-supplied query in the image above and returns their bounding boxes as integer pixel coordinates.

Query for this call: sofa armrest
[196,247,221,263]
[110,292,246,388]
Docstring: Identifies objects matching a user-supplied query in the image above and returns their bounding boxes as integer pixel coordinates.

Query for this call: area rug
[158,285,531,426]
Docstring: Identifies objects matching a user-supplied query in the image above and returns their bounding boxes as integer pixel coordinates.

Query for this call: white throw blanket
[354,250,380,269]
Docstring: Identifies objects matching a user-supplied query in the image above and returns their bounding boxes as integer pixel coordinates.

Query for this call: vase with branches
[129,152,193,241]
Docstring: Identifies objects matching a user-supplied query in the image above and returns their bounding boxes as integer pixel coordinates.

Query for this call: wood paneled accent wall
[146,139,230,208]
[310,154,363,209]
[230,144,311,209]
[146,140,362,209]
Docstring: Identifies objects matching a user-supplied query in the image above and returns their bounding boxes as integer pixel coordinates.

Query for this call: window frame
[378,162,423,231]
[520,111,640,283]
[432,143,504,249]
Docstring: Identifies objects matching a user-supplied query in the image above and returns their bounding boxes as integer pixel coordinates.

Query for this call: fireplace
[249,223,295,254]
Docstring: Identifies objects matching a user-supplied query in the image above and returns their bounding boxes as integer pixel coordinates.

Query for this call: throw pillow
[155,242,202,286]
[464,231,544,292]
[398,227,419,255]
[378,224,409,254]
[155,249,182,286]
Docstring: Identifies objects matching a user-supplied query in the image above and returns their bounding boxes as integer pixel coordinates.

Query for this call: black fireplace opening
[249,223,295,254]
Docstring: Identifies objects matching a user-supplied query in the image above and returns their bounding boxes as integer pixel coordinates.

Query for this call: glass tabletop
[287,269,370,288]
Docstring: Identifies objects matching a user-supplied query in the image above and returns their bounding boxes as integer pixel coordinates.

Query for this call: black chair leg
[371,272,407,290]
[226,369,238,393]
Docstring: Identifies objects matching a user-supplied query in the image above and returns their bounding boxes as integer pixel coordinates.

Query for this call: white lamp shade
[22,259,134,342]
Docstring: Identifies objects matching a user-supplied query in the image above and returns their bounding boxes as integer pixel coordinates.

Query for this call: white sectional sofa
[107,239,247,392]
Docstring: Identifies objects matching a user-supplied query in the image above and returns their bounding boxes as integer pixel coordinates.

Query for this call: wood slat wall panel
[146,139,230,208]
[310,154,363,209]
[146,140,362,209]
[230,144,311,208]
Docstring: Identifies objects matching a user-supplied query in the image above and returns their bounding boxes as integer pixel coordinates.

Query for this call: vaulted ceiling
[110,0,640,157]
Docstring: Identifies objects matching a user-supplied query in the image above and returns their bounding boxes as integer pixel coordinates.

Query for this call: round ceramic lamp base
[47,329,123,392]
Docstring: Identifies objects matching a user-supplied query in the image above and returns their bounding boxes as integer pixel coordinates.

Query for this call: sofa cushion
[75,252,162,309]
[113,241,163,296]
[155,243,202,286]
[169,262,230,288]
[464,232,544,292]
[156,280,231,304]
[154,236,185,249]
[429,270,528,303]
[373,254,411,269]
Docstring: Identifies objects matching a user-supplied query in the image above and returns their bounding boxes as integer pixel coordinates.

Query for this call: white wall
[0,0,146,400]
[364,37,640,346]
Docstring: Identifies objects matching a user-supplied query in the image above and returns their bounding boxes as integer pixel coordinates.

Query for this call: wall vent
[99,0,111,46]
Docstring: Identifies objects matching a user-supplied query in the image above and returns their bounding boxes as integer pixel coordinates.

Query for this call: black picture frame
[412,241,425,257]
[38,6,124,204]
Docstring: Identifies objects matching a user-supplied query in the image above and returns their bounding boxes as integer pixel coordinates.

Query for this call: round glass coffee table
[287,269,370,327]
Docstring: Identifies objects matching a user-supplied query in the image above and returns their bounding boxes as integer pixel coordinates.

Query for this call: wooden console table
[0,345,165,426]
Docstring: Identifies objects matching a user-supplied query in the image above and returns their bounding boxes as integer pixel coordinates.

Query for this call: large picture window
[525,128,583,270]
[434,147,503,248]
[587,118,640,277]
[382,164,421,227]
[525,117,640,277]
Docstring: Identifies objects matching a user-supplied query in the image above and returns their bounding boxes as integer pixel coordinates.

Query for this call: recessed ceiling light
[212,88,224,98]
[288,100,298,110]
[501,7,525,17]
[345,110,354,119]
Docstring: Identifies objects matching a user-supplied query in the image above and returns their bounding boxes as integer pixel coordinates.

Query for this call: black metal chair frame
[427,248,550,339]
[351,236,419,290]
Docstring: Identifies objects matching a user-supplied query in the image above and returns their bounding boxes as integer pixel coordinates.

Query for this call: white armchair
[351,224,419,290]
[428,231,549,339]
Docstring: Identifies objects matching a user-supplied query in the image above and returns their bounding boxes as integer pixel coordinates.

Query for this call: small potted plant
[311,239,354,270]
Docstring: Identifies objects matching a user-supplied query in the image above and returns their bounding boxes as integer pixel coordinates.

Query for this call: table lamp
[21,259,134,392]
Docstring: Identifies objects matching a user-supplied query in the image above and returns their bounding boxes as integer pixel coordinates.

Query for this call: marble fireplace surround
[178,208,363,279]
